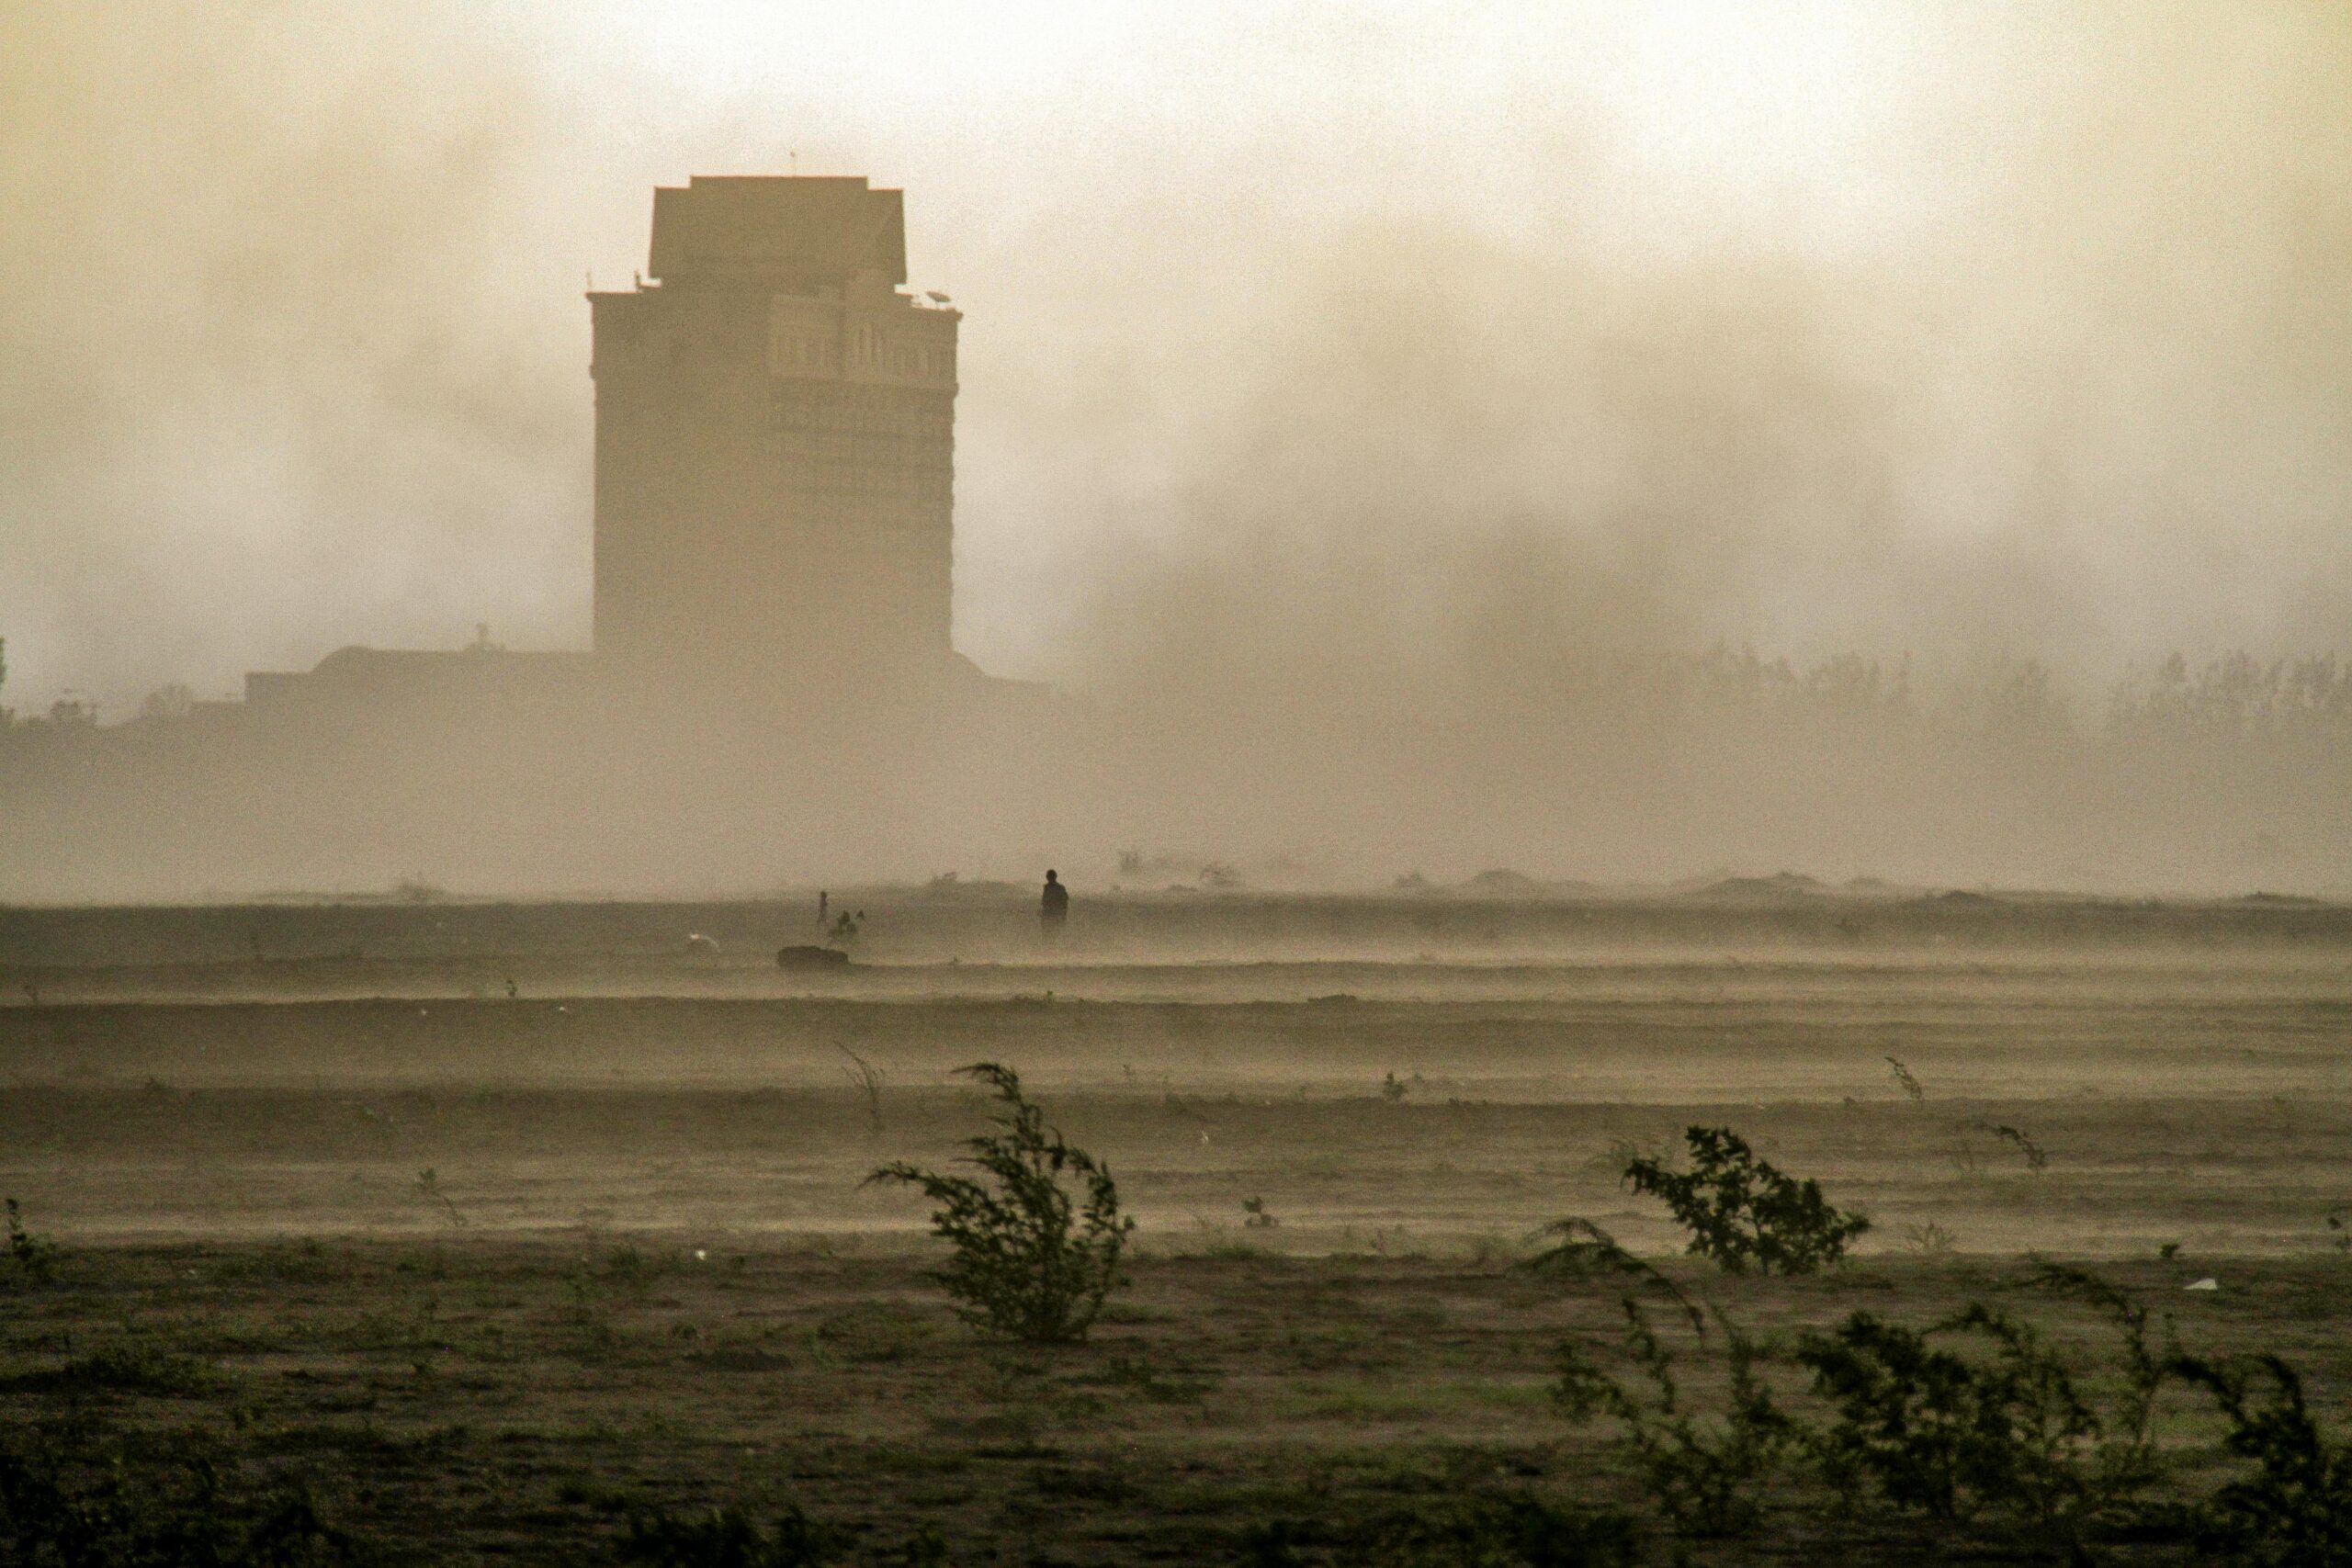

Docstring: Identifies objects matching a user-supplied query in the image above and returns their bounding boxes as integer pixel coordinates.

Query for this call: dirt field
[0,890,2346,1562]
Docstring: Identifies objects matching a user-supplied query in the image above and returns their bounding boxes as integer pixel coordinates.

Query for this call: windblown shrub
[868,1062,1133,1344]
[1802,1311,2098,1525]
[1520,1217,1702,1333]
[1555,1298,1797,1539]
[1624,1126,1868,1275]
[2168,1351,2352,1566]
[1795,1269,2168,1557]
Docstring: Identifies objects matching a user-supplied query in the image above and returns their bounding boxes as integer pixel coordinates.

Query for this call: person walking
[1040,869,1069,938]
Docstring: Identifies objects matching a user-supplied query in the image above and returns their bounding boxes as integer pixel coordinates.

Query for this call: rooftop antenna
[789,149,798,175]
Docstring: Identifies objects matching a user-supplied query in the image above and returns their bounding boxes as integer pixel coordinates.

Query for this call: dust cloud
[1,2,2347,896]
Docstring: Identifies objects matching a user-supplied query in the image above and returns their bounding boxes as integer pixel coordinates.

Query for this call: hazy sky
[3,1,2346,712]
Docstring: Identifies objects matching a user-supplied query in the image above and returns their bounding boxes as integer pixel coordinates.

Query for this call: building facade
[588,175,961,691]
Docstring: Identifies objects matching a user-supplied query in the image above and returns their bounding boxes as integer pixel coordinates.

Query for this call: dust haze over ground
[6,14,2352,1553]
[3,1,2350,897]
[1,895,2350,1561]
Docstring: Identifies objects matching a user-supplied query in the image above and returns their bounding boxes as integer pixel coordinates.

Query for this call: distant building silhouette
[0,174,1062,899]
[240,174,989,713]
[590,176,962,690]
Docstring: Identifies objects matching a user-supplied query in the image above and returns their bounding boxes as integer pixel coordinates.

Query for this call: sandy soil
[0,892,2344,1562]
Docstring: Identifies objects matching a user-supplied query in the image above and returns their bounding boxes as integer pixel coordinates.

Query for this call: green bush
[1623,1126,1868,1275]
[868,1063,1133,1344]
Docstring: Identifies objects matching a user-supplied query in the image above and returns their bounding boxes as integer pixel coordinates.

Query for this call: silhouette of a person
[1040,869,1069,936]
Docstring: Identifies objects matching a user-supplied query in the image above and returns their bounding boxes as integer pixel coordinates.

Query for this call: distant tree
[46,695,96,729]
[139,683,195,722]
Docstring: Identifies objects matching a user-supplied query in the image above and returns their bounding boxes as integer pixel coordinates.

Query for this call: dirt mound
[1697,872,1825,899]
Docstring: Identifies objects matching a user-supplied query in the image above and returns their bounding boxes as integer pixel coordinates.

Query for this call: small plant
[1887,1055,1927,1104]
[2167,1351,2352,1565]
[1901,1221,1957,1258]
[867,1063,1134,1344]
[1973,1121,2050,1173]
[1241,1195,1279,1229]
[838,1046,886,1138]
[415,1168,467,1229]
[1623,1126,1869,1276]
[618,1503,840,1568]
[1556,1297,1797,1539]
[1381,1072,1408,1102]
[5,1198,57,1283]
[2327,1209,2349,1254]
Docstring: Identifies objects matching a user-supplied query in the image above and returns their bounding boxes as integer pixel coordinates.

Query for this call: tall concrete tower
[589,176,960,691]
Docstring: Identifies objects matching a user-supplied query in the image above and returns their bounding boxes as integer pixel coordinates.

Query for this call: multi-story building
[588,175,962,691]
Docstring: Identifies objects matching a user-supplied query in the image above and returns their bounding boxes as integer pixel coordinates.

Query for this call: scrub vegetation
[0,891,2346,1563]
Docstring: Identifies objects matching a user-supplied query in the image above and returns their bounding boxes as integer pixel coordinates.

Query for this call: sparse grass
[0,908,2346,1562]
[0,1239,2340,1562]
[0,1342,219,1396]
[618,1503,842,1568]
[1241,1489,1641,1567]
[416,1166,469,1228]
[0,1423,354,1564]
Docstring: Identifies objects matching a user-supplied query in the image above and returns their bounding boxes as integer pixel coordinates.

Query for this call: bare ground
[0,893,2345,1562]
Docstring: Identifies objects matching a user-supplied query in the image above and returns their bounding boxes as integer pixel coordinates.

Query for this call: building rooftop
[646,175,907,286]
